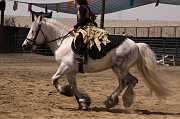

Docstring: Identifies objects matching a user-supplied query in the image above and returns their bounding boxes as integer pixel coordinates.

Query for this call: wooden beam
[0,0,5,26]
[100,0,105,28]
[1,10,4,26]
[45,4,48,13]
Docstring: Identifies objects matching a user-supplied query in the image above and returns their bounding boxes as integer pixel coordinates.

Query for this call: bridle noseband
[26,23,72,46]
[26,24,47,46]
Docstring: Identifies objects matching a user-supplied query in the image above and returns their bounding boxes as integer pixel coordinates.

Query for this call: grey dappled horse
[22,16,170,110]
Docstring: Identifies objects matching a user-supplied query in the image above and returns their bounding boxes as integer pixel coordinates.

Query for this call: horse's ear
[37,15,43,23]
[34,15,38,21]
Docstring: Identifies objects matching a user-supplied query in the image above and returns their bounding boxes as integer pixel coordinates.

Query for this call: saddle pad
[88,35,126,59]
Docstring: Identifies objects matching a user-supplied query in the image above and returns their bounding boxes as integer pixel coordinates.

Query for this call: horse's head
[22,15,47,51]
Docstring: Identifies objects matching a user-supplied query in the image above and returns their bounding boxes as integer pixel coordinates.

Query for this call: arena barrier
[0,26,16,53]
[105,26,180,37]
[2,26,180,65]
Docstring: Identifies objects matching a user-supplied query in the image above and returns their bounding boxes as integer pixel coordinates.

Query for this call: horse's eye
[32,31,34,35]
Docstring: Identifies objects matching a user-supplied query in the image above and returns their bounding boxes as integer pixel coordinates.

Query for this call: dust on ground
[0,53,180,119]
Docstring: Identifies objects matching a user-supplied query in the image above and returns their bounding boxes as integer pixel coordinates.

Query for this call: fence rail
[1,26,180,64]
[107,35,180,65]
[105,26,180,37]
[131,37,180,60]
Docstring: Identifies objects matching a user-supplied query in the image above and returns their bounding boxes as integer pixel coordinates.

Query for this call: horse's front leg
[67,73,91,110]
[52,62,73,97]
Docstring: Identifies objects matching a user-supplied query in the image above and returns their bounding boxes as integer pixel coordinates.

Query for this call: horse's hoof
[76,93,91,110]
[60,85,74,97]
[104,96,119,108]
[122,88,134,108]
[78,103,90,111]
[83,95,91,107]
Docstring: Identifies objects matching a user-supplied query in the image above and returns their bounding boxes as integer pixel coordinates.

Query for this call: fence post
[175,26,177,38]
[0,0,6,26]
[147,27,150,37]
[100,0,105,29]
[160,27,163,37]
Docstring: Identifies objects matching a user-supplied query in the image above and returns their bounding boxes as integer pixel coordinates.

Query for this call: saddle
[71,34,126,60]
[71,32,126,73]
[89,35,126,59]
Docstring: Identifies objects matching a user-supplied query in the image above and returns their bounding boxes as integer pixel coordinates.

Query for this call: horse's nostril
[22,43,33,51]
[22,44,26,48]
[22,43,29,50]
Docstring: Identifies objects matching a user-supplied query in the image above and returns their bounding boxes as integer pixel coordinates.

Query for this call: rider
[73,0,97,73]
[74,0,97,31]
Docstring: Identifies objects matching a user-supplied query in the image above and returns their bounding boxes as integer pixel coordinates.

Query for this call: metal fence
[0,26,16,52]
[105,26,180,37]
[131,37,180,64]
[2,26,180,64]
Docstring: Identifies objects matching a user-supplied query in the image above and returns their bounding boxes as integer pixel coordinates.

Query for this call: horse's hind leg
[104,77,126,108]
[104,40,139,109]
[104,57,128,108]
[122,73,138,108]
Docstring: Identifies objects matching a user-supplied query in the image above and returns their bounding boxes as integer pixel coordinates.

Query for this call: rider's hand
[69,27,74,32]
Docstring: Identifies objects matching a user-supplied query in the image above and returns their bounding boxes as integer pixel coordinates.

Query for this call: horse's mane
[45,18,69,35]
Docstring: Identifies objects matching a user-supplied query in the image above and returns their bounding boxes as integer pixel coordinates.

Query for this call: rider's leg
[74,32,86,73]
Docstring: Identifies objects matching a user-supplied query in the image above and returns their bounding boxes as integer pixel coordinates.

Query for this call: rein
[46,31,72,44]
[26,23,72,46]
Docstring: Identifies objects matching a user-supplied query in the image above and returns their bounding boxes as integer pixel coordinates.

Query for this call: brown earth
[0,53,180,119]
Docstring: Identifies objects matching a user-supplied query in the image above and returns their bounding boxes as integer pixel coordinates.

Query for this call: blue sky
[5,0,180,21]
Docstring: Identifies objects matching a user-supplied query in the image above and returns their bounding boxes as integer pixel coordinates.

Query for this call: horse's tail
[136,43,171,99]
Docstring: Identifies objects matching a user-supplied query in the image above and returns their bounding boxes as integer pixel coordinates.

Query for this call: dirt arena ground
[0,53,180,119]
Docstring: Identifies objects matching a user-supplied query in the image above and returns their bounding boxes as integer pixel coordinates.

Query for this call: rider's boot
[77,55,84,73]
[74,32,86,73]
